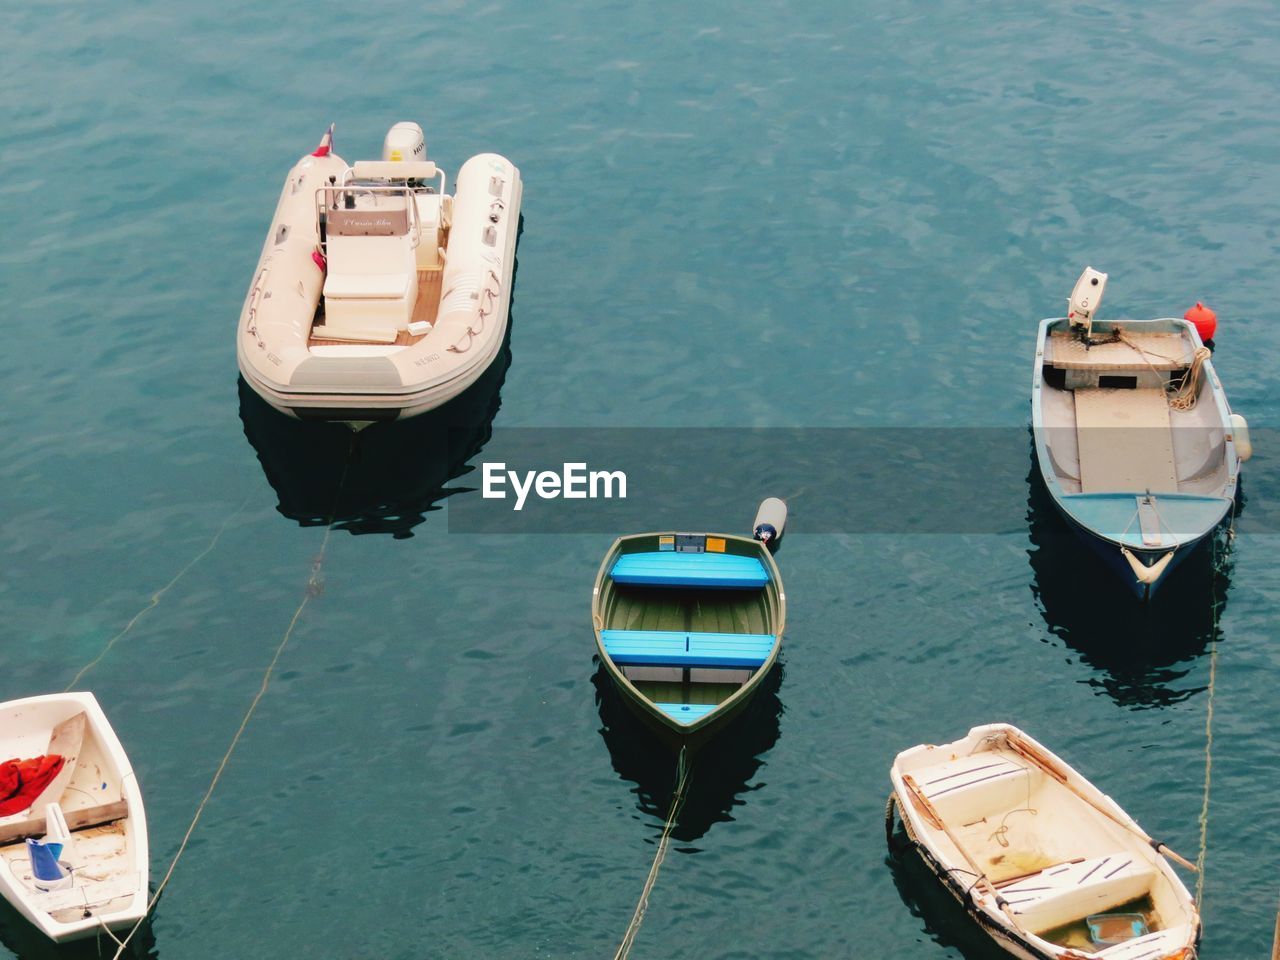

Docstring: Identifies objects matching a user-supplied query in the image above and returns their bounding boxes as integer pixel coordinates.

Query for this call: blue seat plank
[601,629,775,668]
[610,552,768,589]
[655,702,718,725]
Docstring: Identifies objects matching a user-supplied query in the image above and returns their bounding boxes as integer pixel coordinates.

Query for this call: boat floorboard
[1076,388,1178,493]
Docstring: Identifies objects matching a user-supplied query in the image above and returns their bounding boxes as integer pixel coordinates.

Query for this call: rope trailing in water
[65,497,251,692]
[1194,497,1236,910]
[613,745,692,960]
[106,444,355,959]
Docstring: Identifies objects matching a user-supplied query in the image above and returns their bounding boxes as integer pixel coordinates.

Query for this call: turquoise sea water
[3,1,1279,957]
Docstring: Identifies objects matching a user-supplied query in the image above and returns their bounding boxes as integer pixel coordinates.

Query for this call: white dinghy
[238,122,522,427]
[889,723,1199,960]
[0,693,148,942]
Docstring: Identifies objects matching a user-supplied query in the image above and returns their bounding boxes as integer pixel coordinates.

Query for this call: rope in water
[1194,496,1237,912]
[103,447,354,958]
[64,496,251,692]
[613,745,692,960]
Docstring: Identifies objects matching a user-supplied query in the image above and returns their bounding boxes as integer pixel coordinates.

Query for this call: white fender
[753,497,788,546]
[1230,413,1252,462]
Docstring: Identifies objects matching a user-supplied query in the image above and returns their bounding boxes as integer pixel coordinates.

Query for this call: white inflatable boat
[237,122,522,427]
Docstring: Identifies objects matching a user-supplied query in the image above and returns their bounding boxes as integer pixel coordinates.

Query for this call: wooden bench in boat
[654,702,718,725]
[917,755,1033,825]
[0,800,129,847]
[601,630,775,668]
[39,872,141,914]
[609,552,768,589]
[1046,332,1194,371]
[998,854,1154,934]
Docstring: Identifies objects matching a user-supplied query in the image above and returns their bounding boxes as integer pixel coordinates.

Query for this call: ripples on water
[3,0,1279,958]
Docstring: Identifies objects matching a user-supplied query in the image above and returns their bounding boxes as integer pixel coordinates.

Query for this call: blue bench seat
[601,629,775,668]
[610,552,768,589]
[655,702,718,725]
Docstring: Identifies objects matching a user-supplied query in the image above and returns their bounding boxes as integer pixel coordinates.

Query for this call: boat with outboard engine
[237,122,521,427]
[1031,267,1250,599]
[591,500,787,743]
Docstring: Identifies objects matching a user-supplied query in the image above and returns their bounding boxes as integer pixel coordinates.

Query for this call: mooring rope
[65,497,252,693]
[1194,497,1237,910]
[105,445,354,958]
[613,745,692,960]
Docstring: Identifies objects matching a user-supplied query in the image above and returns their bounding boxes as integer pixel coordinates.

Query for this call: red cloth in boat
[0,755,65,816]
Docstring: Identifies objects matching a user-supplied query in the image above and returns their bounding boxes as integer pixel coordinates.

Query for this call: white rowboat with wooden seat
[0,693,148,943]
[889,723,1199,960]
[1032,267,1248,599]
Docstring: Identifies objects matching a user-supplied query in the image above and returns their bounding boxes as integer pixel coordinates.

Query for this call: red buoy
[1184,301,1217,343]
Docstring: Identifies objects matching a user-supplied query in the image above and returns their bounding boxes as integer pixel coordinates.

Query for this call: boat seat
[324,200,419,329]
[601,630,775,668]
[1046,332,1193,371]
[32,872,141,912]
[655,703,718,725]
[915,755,1035,826]
[610,552,768,589]
[998,854,1155,934]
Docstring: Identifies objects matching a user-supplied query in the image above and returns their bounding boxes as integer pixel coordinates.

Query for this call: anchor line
[613,745,692,960]
[66,496,252,692]
[106,444,355,959]
[1194,496,1236,911]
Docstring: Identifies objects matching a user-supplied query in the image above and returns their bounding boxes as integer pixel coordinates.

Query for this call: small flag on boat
[312,123,335,158]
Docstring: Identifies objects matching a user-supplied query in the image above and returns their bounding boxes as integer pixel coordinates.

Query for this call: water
[2,1,1278,957]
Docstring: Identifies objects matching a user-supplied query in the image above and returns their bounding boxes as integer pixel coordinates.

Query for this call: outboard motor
[753,497,788,552]
[382,121,427,163]
[1067,266,1108,339]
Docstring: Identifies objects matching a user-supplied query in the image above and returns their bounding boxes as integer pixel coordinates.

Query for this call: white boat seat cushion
[916,755,1035,826]
[324,272,413,301]
[998,854,1154,934]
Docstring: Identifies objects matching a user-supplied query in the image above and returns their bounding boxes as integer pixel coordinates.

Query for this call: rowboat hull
[0,693,148,943]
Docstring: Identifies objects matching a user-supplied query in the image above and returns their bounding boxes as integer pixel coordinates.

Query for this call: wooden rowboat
[0,693,148,942]
[592,528,785,743]
[889,723,1199,960]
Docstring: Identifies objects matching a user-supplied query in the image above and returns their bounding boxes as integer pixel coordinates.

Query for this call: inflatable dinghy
[237,122,521,427]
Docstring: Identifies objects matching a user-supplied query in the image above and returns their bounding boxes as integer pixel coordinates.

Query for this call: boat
[888,723,1200,960]
[237,121,522,428]
[1032,266,1250,599]
[591,501,787,743]
[0,692,148,942]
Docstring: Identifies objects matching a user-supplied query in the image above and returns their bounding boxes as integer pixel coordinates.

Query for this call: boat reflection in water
[884,819,1011,960]
[239,338,510,538]
[593,661,783,846]
[1026,459,1237,709]
[0,902,157,960]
